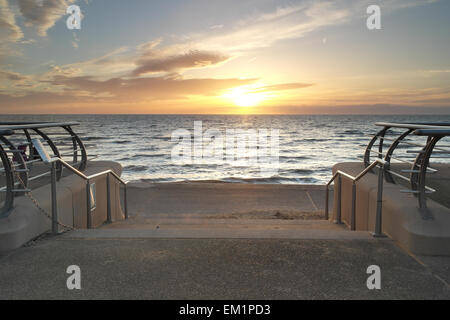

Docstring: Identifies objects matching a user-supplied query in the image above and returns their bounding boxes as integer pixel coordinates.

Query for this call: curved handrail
[0,122,88,216]
[364,122,450,209]
[375,122,450,129]
[0,122,80,130]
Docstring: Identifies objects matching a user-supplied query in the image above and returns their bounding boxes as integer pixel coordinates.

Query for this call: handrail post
[106,173,112,223]
[86,179,92,229]
[124,184,128,219]
[335,174,342,224]
[351,182,356,231]
[373,165,386,237]
[324,185,329,220]
[50,161,58,234]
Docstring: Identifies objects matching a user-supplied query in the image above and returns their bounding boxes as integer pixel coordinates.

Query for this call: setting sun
[223,86,266,107]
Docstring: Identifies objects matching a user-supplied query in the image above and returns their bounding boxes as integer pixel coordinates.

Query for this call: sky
[0,0,450,114]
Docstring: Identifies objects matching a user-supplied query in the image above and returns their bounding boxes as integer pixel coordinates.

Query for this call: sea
[1,114,448,184]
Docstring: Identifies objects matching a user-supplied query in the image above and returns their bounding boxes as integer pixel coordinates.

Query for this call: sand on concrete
[103,182,335,235]
[118,182,329,221]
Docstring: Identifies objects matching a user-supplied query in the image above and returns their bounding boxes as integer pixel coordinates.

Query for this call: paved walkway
[0,183,448,299]
[0,235,448,299]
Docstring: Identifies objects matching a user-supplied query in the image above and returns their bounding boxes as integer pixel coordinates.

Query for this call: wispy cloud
[132,50,229,76]
[189,1,350,53]
[17,0,76,36]
[0,0,24,42]
[184,0,437,54]
[45,74,257,100]
[0,69,28,81]
[210,24,224,30]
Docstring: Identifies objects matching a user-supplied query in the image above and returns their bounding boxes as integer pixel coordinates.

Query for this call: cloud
[257,83,314,92]
[190,1,350,53]
[47,47,135,79]
[17,0,76,36]
[184,0,438,54]
[263,104,450,115]
[0,69,28,81]
[45,74,257,100]
[0,0,24,42]
[426,69,450,74]
[132,50,229,76]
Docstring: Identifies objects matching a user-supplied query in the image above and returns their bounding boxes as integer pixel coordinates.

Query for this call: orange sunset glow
[0,0,449,114]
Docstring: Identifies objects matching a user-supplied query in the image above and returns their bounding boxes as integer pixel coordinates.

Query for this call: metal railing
[0,122,127,231]
[0,122,88,216]
[364,122,450,211]
[325,159,386,236]
[48,157,128,232]
[326,122,450,236]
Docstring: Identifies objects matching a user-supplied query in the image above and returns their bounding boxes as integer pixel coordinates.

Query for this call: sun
[222,86,266,107]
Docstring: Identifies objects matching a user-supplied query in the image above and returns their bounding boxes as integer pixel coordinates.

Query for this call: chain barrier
[12,162,75,233]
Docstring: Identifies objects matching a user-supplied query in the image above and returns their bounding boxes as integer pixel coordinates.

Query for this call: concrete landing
[96,182,347,239]
[126,182,329,218]
[0,236,448,299]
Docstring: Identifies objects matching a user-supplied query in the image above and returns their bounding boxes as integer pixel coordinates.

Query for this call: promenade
[0,183,448,299]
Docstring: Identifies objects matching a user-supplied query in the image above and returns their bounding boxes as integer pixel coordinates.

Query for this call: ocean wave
[81,136,110,141]
[339,129,364,135]
[124,165,149,172]
[282,168,314,174]
[133,176,320,184]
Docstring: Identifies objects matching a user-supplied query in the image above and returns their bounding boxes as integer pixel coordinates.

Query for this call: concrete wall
[0,161,125,253]
[332,162,450,256]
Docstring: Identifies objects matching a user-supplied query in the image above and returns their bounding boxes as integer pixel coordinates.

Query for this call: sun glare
[223,86,266,107]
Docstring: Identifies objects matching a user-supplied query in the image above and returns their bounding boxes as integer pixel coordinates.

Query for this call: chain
[12,162,75,233]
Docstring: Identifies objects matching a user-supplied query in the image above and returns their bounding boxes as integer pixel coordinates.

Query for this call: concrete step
[64,219,376,240]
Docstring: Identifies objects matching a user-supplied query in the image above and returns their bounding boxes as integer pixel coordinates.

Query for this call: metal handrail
[325,159,386,236]
[0,121,80,130]
[414,128,450,136]
[364,122,450,210]
[374,122,450,130]
[0,122,87,217]
[49,158,128,231]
